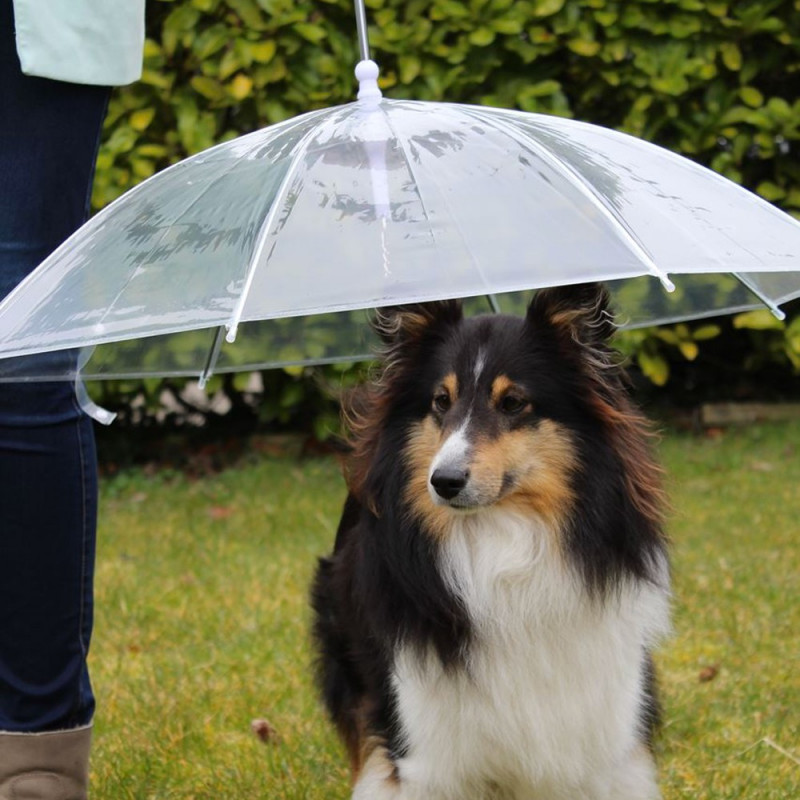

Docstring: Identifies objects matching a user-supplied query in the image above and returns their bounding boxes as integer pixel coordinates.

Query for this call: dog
[311,283,671,800]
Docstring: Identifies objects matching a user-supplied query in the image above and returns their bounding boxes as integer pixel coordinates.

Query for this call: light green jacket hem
[12,0,145,86]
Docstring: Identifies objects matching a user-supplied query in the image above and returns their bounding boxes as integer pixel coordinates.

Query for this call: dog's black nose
[430,467,469,500]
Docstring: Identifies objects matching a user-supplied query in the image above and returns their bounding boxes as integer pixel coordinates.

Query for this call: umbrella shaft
[354,0,370,61]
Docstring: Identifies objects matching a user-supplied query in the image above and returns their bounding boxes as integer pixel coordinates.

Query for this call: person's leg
[0,0,109,791]
[0,384,99,732]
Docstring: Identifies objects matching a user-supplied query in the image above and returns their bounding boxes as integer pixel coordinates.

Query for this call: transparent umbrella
[1,1,799,389]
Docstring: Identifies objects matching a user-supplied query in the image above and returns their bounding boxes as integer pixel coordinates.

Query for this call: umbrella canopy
[1,55,800,384]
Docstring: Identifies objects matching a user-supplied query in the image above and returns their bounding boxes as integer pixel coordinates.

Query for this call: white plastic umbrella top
[1,54,799,382]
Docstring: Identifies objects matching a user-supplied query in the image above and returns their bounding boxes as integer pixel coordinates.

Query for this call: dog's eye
[433,392,451,414]
[499,394,527,416]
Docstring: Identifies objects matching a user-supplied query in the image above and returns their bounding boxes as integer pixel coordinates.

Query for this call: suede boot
[0,725,91,800]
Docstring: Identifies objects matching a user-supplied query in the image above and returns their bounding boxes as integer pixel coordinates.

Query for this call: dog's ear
[525,282,615,350]
[372,299,463,346]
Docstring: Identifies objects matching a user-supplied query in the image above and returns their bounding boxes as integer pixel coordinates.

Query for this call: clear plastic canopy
[1,96,799,382]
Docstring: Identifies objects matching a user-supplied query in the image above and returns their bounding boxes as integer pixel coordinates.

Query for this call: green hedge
[94,0,800,211]
[91,0,800,426]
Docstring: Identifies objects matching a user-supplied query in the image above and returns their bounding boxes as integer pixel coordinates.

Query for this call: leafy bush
[90,0,800,431]
[95,0,800,210]
[617,305,800,400]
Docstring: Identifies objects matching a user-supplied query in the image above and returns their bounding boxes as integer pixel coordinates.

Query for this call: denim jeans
[0,0,109,732]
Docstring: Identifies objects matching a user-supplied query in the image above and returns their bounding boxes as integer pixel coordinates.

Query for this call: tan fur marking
[352,741,401,796]
[338,697,372,780]
[403,418,453,539]
[355,737,396,782]
[589,395,667,526]
[375,309,431,342]
[490,375,514,405]
[441,373,458,401]
[550,309,585,329]
[343,698,404,788]
[478,421,575,526]
[403,417,576,542]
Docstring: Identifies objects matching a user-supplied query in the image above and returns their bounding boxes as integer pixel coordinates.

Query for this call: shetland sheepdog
[311,283,671,800]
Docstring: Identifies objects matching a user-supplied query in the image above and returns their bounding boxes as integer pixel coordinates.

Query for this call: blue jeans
[0,0,109,732]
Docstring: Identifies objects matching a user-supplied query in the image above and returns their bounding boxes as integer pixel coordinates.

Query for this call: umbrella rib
[377,105,437,238]
[731,272,787,320]
[198,325,228,388]
[225,121,329,343]
[459,106,676,293]
[379,104,502,311]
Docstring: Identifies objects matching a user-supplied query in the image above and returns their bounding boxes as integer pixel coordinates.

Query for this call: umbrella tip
[356,59,382,103]
[770,306,787,321]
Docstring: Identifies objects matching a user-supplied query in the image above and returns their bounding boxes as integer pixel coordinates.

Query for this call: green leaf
[139,69,172,90]
[719,42,742,71]
[218,49,242,81]
[733,310,785,331]
[740,86,764,108]
[520,79,561,98]
[137,144,169,158]
[131,158,156,180]
[254,59,288,86]
[693,324,722,341]
[129,108,156,132]
[431,0,471,20]
[294,23,327,44]
[163,5,200,35]
[193,25,230,60]
[678,341,699,361]
[638,350,670,386]
[250,40,277,63]
[655,328,679,345]
[105,126,138,154]
[227,0,265,29]
[756,181,786,202]
[398,54,422,84]
[469,28,496,46]
[228,73,254,101]
[533,0,566,16]
[142,39,162,60]
[491,18,523,35]
[190,76,226,101]
[567,38,602,57]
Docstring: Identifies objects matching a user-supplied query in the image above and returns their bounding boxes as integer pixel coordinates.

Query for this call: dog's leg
[352,745,406,800]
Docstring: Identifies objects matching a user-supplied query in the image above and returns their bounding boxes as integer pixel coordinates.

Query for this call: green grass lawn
[90,423,800,799]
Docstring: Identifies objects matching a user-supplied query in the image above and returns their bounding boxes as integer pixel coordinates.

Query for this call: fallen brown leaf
[251,718,279,744]
[699,664,720,683]
[208,505,234,520]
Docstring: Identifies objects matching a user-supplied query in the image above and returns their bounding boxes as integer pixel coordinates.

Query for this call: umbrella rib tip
[658,274,676,293]
[225,325,238,344]
[771,306,787,321]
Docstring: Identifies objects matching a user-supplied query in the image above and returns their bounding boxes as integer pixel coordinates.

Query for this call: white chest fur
[388,512,670,800]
